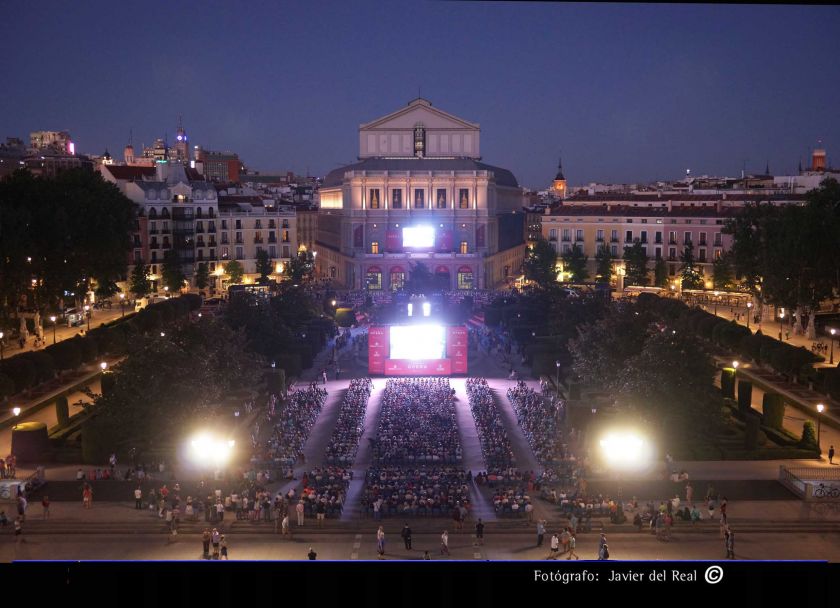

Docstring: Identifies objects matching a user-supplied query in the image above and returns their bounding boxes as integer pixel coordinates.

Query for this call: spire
[128,128,133,147]
[765,160,770,175]
[798,158,802,174]
[554,155,565,181]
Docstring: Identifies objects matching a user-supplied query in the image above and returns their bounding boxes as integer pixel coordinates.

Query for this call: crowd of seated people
[507,381,567,468]
[364,378,470,518]
[324,378,372,466]
[372,378,462,465]
[248,385,328,477]
[298,466,352,519]
[361,467,471,519]
[465,377,515,470]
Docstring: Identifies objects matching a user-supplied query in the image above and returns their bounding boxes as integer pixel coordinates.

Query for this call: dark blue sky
[3,2,839,188]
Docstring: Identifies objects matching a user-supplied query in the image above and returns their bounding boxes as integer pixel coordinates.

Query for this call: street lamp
[816,403,825,455]
[12,407,21,417]
[160,331,166,338]
[732,360,740,370]
[555,360,561,387]
[119,293,126,317]
[830,328,836,365]
[331,300,336,307]
[746,301,753,329]
[0,331,4,361]
[84,304,90,332]
[50,315,57,344]
[100,361,108,372]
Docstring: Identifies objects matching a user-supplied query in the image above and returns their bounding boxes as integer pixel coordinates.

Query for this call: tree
[523,238,558,289]
[129,263,151,298]
[225,260,245,285]
[195,262,209,290]
[623,240,649,286]
[654,257,668,288]
[712,254,735,290]
[161,250,186,293]
[94,279,120,300]
[255,249,273,283]
[594,245,613,285]
[561,244,589,283]
[679,243,704,290]
[283,251,314,284]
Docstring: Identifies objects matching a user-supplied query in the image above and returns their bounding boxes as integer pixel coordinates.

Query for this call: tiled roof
[548,204,740,218]
[103,165,156,181]
[565,192,806,203]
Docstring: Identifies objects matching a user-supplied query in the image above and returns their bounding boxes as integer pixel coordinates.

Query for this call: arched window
[457,266,474,290]
[366,266,382,290]
[389,266,405,291]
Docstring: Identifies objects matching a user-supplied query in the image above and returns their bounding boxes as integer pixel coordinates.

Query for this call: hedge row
[0,294,201,400]
[636,293,821,379]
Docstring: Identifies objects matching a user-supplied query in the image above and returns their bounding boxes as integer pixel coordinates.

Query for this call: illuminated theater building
[316,98,526,290]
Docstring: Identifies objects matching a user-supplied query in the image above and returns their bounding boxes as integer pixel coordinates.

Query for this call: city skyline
[2,2,839,188]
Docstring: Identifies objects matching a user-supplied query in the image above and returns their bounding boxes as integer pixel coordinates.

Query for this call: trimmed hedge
[721,368,735,399]
[800,420,818,448]
[55,395,70,427]
[762,392,785,431]
[737,379,753,413]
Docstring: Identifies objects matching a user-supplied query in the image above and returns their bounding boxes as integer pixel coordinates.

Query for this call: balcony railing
[208,227,216,233]
[268,237,277,243]
[162,243,171,249]
[254,238,264,244]
[610,237,619,243]
[235,238,243,244]
[149,229,159,235]
[669,239,677,245]
[561,237,571,242]
[208,240,217,247]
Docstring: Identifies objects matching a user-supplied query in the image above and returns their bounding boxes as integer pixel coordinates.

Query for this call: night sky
[3,2,839,188]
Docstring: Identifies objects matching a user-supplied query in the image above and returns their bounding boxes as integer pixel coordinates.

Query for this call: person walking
[377,526,386,559]
[322,369,328,385]
[475,518,485,547]
[282,513,291,538]
[548,533,560,559]
[725,529,736,559]
[202,528,211,559]
[536,520,545,547]
[598,543,610,560]
[829,445,835,465]
[401,523,412,550]
[211,528,221,560]
[567,534,579,560]
[308,547,317,560]
[220,535,228,560]
[82,484,93,509]
[134,487,143,510]
[685,482,693,504]
[296,500,305,526]
[41,496,50,520]
[598,533,607,556]
[440,530,450,556]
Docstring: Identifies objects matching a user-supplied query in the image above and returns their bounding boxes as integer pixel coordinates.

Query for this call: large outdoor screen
[389,325,445,360]
[402,225,435,248]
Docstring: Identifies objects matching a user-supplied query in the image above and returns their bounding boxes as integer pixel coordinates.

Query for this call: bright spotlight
[407,303,413,317]
[189,432,236,467]
[599,431,652,471]
[389,325,445,360]
[402,225,435,248]
[12,407,21,416]
[422,302,431,317]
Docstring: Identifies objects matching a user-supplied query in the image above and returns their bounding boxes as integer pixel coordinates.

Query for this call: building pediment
[360,98,479,131]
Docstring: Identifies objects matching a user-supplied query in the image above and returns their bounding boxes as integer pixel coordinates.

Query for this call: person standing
[316,500,325,528]
[211,528,221,560]
[475,518,485,547]
[567,534,579,560]
[41,496,50,520]
[440,530,450,556]
[220,535,228,560]
[134,487,143,510]
[216,500,225,522]
[202,528,211,559]
[685,482,693,504]
[401,523,412,550]
[308,547,317,560]
[536,520,545,547]
[598,543,609,561]
[377,526,386,559]
[548,533,559,559]
[296,500,305,526]
[598,533,607,556]
[282,513,291,538]
[829,445,835,465]
[322,369,328,385]
[82,484,93,509]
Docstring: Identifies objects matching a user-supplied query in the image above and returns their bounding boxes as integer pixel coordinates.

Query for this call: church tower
[173,116,189,161]
[552,157,567,199]
[124,129,135,165]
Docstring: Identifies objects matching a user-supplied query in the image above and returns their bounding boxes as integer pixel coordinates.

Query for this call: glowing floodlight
[407,303,413,317]
[598,431,652,471]
[189,432,236,467]
[422,302,431,317]
[402,225,435,248]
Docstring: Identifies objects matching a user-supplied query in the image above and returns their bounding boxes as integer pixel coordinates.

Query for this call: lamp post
[12,407,21,417]
[816,403,825,455]
[713,291,720,315]
[779,310,785,341]
[555,360,561,388]
[831,328,836,365]
[119,293,126,318]
[100,361,108,372]
[84,304,90,332]
[746,301,753,329]
[50,315,57,344]
[0,331,4,361]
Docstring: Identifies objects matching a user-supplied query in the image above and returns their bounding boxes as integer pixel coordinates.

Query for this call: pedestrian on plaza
[316,500,325,528]
[220,535,228,560]
[475,518,485,546]
[282,513,291,538]
[440,530,450,556]
[211,528,221,560]
[452,503,462,531]
[308,547,317,560]
[536,520,545,547]
[216,500,225,522]
[296,500,305,526]
[423,551,431,560]
[401,523,412,550]
[685,482,693,504]
[322,369,328,385]
[202,528,211,558]
[377,526,386,559]
[82,484,93,509]
[567,534,579,560]
[598,543,610,561]
[598,533,607,554]
[830,445,835,464]
[134,486,143,510]
[41,496,50,520]
[548,533,559,559]
[726,530,736,559]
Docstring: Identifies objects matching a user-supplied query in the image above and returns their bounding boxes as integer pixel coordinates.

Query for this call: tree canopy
[523,238,558,289]
[255,249,273,282]
[679,243,704,290]
[561,244,589,283]
[284,250,314,284]
[224,260,245,284]
[623,240,649,286]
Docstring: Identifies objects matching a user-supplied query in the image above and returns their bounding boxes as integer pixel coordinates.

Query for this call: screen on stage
[402,225,435,248]
[389,325,445,360]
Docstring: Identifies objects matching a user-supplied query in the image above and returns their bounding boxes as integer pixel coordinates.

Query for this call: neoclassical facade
[316,98,526,290]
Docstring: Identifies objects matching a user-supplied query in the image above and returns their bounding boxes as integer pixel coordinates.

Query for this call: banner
[447,325,469,374]
[368,326,389,374]
[385,359,452,376]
